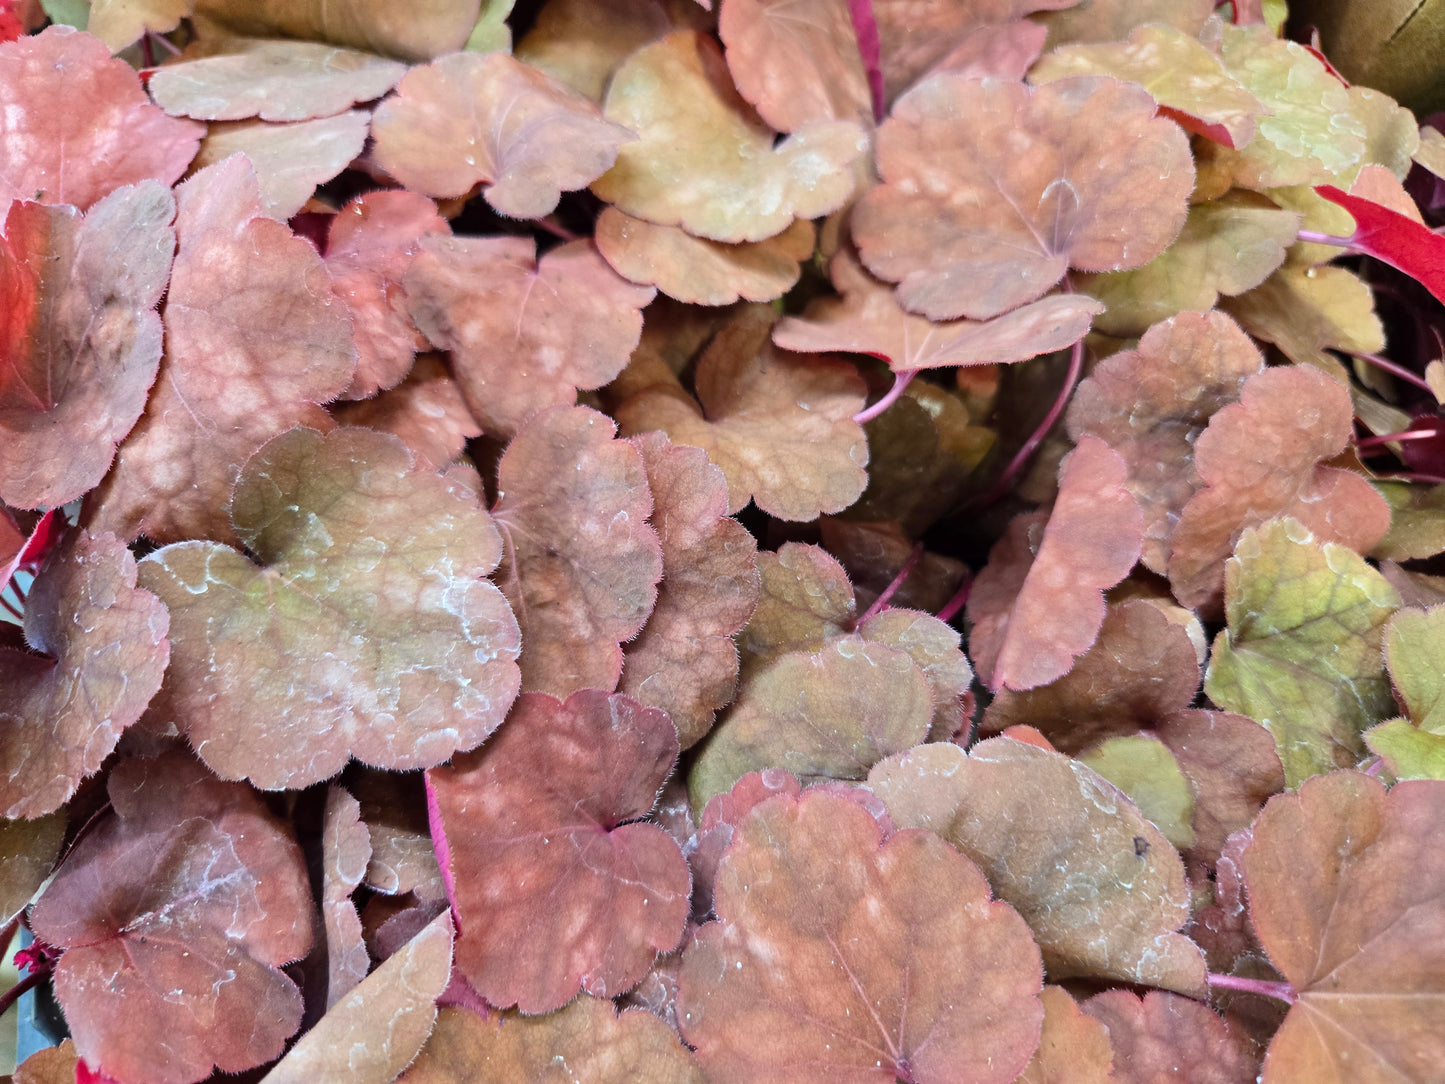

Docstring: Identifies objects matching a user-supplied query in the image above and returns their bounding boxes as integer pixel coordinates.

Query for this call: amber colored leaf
[1038,0,1212,48]
[491,405,662,696]
[688,637,935,808]
[149,38,405,122]
[853,74,1193,321]
[981,599,1200,753]
[620,432,760,748]
[262,912,453,1084]
[13,1040,80,1084]
[1016,986,1113,1084]
[428,690,690,1013]
[397,999,702,1083]
[90,156,354,544]
[0,530,168,819]
[1244,772,1445,1082]
[331,354,480,472]
[0,27,202,210]
[187,0,480,62]
[1223,263,1384,370]
[29,752,313,1084]
[1204,518,1400,787]
[1031,23,1262,149]
[1076,192,1300,338]
[1065,312,1265,568]
[349,769,446,900]
[968,436,1143,691]
[869,739,1207,994]
[138,426,521,789]
[676,789,1044,1083]
[0,183,174,510]
[320,786,372,1007]
[773,247,1102,371]
[596,208,815,306]
[592,30,867,243]
[407,236,654,439]
[0,811,63,925]
[372,51,634,218]
[1082,991,1258,1084]
[615,307,868,520]
[718,0,871,131]
[1168,365,1391,611]
[325,191,450,399]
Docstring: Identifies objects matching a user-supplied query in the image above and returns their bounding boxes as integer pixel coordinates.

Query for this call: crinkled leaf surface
[1244,772,1445,1082]
[717,0,872,131]
[406,235,653,438]
[0,529,168,819]
[1082,990,1258,1084]
[0,183,174,510]
[397,999,702,1083]
[619,431,760,748]
[869,739,1207,994]
[320,785,372,1007]
[968,435,1143,691]
[331,353,480,473]
[491,405,662,696]
[1204,518,1400,787]
[262,911,453,1084]
[188,0,481,62]
[596,208,815,306]
[853,74,1193,320]
[615,307,868,520]
[0,27,202,210]
[1223,263,1384,370]
[148,38,406,122]
[1168,365,1391,611]
[1016,985,1113,1084]
[371,51,634,218]
[138,425,521,789]
[427,690,690,1013]
[29,752,313,1084]
[677,789,1045,1084]
[91,155,355,545]
[593,30,867,243]
[772,248,1103,371]
[1079,735,1195,851]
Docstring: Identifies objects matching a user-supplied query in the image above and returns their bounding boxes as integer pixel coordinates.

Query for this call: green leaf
[1365,720,1445,780]
[1363,606,1445,780]
[1204,518,1400,786]
[1079,735,1196,850]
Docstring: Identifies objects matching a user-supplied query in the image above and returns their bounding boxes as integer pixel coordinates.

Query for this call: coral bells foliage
[8,3,1445,1083]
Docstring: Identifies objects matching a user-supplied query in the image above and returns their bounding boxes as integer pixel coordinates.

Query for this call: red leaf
[1316,185,1445,305]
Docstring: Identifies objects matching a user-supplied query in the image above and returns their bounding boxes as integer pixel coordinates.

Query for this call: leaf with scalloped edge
[1082,990,1258,1084]
[29,751,313,1084]
[332,354,480,473]
[396,999,702,1083]
[853,74,1193,321]
[1204,518,1400,787]
[0,530,168,819]
[491,405,662,697]
[1168,366,1391,612]
[0,183,174,510]
[407,236,653,439]
[1243,771,1445,1082]
[427,690,690,1013]
[138,425,521,790]
[869,738,1207,995]
[773,247,1103,371]
[592,30,867,243]
[1223,263,1384,370]
[677,788,1045,1083]
[89,155,355,545]
[372,51,634,218]
[0,27,202,210]
[1362,606,1445,780]
[614,306,869,521]
[1016,986,1113,1084]
[968,435,1142,691]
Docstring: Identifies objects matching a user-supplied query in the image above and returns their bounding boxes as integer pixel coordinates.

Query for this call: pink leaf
[1316,185,1445,305]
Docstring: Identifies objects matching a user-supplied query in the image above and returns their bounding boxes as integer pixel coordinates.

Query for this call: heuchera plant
[3,0,1445,1081]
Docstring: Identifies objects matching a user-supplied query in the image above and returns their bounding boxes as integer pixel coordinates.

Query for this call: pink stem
[855,543,923,626]
[535,216,580,242]
[935,573,973,625]
[968,332,1086,509]
[1361,755,1386,778]
[1207,973,1297,1005]
[1357,429,1443,451]
[1297,228,1357,248]
[1352,352,1437,395]
[846,0,885,122]
[147,29,182,57]
[0,966,48,1019]
[854,368,918,424]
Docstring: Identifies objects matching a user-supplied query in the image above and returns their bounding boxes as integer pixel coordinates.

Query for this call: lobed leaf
[677,788,1045,1083]
[427,690,690,1013]
[331,354,480,473]
[853,74,1193,320]
[138,425,521,789]
[1081,990,1258,1084]
[1016,986,1113,1084]
[1223,263,1384,370]
[29,752,313,1084]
